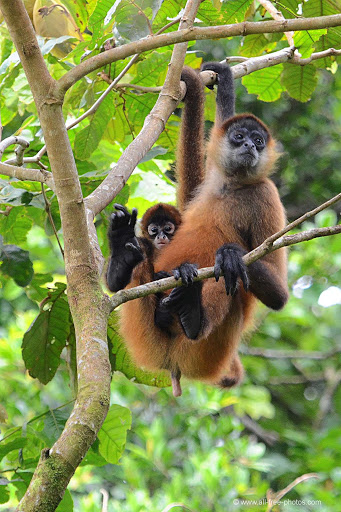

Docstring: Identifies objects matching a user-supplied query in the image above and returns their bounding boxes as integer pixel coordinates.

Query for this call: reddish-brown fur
[120,66,288,388]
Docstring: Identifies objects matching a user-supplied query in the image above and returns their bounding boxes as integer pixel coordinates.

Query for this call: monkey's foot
[161,281,203,340]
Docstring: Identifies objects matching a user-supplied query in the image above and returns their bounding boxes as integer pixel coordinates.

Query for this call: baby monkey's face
[148,221,176,250]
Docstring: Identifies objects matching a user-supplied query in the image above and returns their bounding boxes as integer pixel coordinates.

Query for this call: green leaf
[0,438,27,463]
[56,489,73,512]
[132,50,171,87]
[74,95,115,160]
[242,65,284,102]
[0,479,10,505]
[0,245,33,286]
[240,34,271,57]
[294,29,327,58]
[108,312,171,388]
[313,28,341,68]
[98,404,132,464]
[0,208,33,244]
[152,0,186,32]
[114,0,163,41]
[41,409,70,445]
[303,0,341,18]
[88,0,113,36]
[0,184,36,207]
[22,283,71,384]
[197,0,253,25]
[281,64,318,102]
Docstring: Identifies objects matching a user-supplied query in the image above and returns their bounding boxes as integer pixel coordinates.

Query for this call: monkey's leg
[161,281,203,340]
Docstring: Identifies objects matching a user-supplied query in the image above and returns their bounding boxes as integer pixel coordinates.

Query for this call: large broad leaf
[197,0,253,25]
[56,489,73,512]
[98,404,132,464]
[113,0,163,41]
[108,311,171,388]
[152,0,186,32]
[22,283,71,384]
[276,0,300,19]
[0,207,33,244]
[303,0,341,18]
[41,408,71,445]
[0,244,33,286]
[132,50,171,87]
[294,29,327,58]
[74,94,115,160]
[281,64,318,102]
[313,28,341,67]
[302,0,341,66]
[242,65,284,102]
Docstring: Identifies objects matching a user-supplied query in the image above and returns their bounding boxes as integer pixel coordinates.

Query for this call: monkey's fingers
[153,271,172,281]
[237,259,249,292]
[114,203,130,215]
[129,208,138,228]
[174,262,198,285]
[214,252,223,282]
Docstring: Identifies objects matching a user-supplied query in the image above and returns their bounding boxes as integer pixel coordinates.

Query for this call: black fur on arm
[176,67,205,211]
[201,62,235,123]
[106,204,144,292]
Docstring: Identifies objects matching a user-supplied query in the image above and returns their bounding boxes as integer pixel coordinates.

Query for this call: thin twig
[41,184,64,258]
[314,368,341,428]
[241,346,341,360]
[0,161,55,190]
[0,135,29,159]
[246,192,341,264]
[266,473,319,511]
[269,374,324,385]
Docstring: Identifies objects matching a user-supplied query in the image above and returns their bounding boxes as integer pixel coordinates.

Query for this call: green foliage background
[1,0,341,510]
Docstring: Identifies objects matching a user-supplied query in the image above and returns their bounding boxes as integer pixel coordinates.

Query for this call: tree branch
[0,2,112,511]
[110,220,341,311]
[57,14,341,93]
[241,346,341,360]
[258,0,294,46]
[0,161,55,190]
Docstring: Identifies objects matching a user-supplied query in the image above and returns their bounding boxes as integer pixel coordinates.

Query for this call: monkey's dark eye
[254,137,264,146]
[148,224,158,236]
[164,223,175,234]
[235,133,243,140]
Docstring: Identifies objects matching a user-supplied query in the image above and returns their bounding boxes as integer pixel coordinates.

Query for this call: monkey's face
[221,119,270,177]
[148,221,176,250]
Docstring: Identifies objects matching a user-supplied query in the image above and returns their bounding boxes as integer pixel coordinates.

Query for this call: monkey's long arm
[176,67,205,211]
[201,62,235,123]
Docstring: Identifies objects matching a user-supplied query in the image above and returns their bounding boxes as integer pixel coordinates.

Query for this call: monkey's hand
[201,62,233,89]
[160,263,202,340]
[106,204,144,292]
[109,203,143,261]
[214,243,249,296]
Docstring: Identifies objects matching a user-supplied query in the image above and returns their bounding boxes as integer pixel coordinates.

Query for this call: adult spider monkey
[119,62,289,394]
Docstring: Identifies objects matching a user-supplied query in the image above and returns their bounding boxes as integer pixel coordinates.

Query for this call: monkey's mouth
[156,240,169,249]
